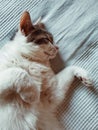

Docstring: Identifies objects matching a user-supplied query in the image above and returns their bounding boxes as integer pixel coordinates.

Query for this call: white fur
[0,30,92,130]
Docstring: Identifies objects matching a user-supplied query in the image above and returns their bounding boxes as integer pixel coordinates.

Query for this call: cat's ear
[37,23,46,30]
[20,11,34,36]
[35,17,46,30]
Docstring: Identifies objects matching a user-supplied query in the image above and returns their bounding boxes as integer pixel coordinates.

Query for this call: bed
[0,0,98,129]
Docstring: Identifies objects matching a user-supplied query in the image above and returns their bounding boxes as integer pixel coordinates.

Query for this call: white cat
[0,11,92,130]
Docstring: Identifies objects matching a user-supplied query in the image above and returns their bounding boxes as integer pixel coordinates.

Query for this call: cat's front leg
[56,66,92,88]
[50,66,93,107]
[13,68,40,104]
[0,68,40,105]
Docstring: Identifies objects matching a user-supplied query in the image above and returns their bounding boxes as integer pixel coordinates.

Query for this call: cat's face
[19,11,58,60]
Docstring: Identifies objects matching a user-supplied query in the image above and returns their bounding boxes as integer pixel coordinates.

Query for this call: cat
[0,11,92,130]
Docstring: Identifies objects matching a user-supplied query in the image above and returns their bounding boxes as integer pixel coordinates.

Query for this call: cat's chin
[44,52,57,59]
[49,54,57,59]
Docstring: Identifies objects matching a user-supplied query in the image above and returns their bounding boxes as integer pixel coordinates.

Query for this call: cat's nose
[55,46,59,50]
[54,45,59,51]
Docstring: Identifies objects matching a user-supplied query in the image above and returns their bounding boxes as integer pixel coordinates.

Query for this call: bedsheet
[0,0,98,130]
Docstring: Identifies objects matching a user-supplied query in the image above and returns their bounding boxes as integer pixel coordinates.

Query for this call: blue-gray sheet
[0,0,98,130]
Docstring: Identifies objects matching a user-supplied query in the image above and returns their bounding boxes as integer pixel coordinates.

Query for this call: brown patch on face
[27,25,54,45]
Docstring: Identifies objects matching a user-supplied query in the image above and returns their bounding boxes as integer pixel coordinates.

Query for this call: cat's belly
[37,111,62,130]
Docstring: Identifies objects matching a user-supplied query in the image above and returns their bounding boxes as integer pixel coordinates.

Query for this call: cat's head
[18,11,58,60]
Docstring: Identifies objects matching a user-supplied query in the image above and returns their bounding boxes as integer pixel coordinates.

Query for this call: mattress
[0,0,98,129]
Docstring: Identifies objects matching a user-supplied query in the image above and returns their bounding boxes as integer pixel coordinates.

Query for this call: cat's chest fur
[19,59,55,91]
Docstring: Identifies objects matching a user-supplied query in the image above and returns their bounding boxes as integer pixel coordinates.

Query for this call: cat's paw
[19,86,39,104]
[74,67,93,87]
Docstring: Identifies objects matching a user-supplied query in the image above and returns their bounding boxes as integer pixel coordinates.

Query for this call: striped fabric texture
[0,0,98,130]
